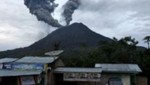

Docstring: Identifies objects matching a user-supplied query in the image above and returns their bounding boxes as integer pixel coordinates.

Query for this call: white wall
[121,74,131,85]
[97,74,131,85]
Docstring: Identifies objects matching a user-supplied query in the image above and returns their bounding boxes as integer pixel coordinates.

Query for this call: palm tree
[143,36,150,49]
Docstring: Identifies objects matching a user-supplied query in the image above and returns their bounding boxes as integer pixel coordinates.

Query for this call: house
[51,64,142,85]
[95,64,142,85]
[0,58,18,69]
[0,50,142,85]
[0,58,19,84]
[0,50,64,85]
[54,67,102,85]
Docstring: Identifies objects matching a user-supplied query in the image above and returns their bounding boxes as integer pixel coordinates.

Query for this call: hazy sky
[0,0,150,51]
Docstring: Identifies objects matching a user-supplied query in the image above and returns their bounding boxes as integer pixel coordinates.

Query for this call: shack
[0,69,41,85]
[0,58,18,69]
[0,50,64,85]
[95,64,142,85]
[54,67,102,85]
[0,58,19,85]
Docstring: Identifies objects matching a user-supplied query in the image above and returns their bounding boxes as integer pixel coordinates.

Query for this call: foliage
[87,36,140,63]
[143,36,150,49]
[65,36,150,77]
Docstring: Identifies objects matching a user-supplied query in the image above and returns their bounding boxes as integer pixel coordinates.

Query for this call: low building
[95,64,142,85]
[0,50,64,85]
[0,58,19,84]
[0,51,142,85]
[54,67,102,85]
[0,58,18,69]
[0,70,41,85]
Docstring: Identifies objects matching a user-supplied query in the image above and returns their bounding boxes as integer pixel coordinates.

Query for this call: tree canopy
[143,36,150,49]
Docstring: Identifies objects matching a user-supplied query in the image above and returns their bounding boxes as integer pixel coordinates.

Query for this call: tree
[92,36,139,63]
[143,36,150,49]
[119,36,138,47]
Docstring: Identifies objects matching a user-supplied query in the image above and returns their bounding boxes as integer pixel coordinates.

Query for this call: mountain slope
[0,23,112,57]
[30,23,111,50]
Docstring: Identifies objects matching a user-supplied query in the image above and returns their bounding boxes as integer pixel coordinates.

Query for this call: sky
[0,0,150,51]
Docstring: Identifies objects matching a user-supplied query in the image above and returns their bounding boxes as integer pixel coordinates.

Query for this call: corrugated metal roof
[15,56,58,64]
[45,50,64,56]
[0,70,42,77]
[0,58,18,63]
[54,67,102,73]
[95,64,142,73]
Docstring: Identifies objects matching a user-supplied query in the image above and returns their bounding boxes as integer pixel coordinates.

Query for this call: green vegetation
[64,36,150,77]
[143,36,150,49]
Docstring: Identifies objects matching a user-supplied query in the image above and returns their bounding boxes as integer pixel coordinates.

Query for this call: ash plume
[63,0,80,26]
[24,0,62,27]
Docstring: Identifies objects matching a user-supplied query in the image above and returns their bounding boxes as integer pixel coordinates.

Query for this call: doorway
[0,77,17,85]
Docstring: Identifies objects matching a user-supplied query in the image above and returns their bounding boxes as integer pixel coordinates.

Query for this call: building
[0,58,18,69]
[0,50,142,85]
[50,64,142,85]
[95,64,142,85]
[54,67,102,85]
[0,50,64,85]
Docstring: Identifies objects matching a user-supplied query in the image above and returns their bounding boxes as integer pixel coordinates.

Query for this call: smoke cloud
[62,0,80,25]
[24,0,62,27]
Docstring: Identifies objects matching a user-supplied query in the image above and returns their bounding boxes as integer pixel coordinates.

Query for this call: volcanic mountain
[0,23,112,57]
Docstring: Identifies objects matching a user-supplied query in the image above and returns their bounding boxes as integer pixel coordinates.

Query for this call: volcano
[0,23,112,57]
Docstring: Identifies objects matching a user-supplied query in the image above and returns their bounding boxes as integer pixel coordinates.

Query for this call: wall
[53,59,65,68]
[47,71,55,85]
[136,76,148,85]
[0,78,2,82]
[122,74,130,85]
[46,59,64,85]
[97,74,131,85]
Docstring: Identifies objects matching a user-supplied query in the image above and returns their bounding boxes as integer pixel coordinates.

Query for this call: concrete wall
[122,74,130,85]
[137,76,148,85]
[97,74,131,85]
[0,78,2,83]
[47,71,55,85]
[68,74,131,85]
